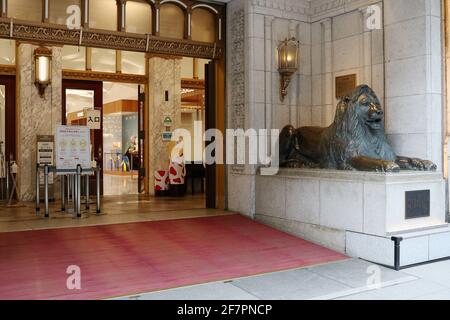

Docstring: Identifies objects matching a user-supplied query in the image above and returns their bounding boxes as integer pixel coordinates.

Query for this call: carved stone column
[16,44,62,201]
[147,56,181,195]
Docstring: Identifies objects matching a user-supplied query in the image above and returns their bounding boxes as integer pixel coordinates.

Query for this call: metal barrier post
[96,165,101,215]
[44,164,49,218]
[5,161,9,203]
[61,174,65,212]
[36,164,40,214]
[85,173,89,210]
[73,174,77,218]
[76,165,82,218]
[68,174,71,202]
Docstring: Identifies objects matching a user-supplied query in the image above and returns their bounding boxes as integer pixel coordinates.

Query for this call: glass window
[65,89,94,123]
[8,0,42,22]
[181,57,194,78]
[91,48,116,73]
[191,8,216,43]
[0,40,15,65]
[49,0,81,25]
[62,45,85,70]
[122,51,145,75]
[159,3,184,39]
[89,0,117,31]
[126,0,152,34]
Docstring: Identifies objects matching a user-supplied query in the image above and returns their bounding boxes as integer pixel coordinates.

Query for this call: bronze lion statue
[280,85,436,173]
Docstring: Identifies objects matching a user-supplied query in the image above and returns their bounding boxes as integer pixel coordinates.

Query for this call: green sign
[163,116,173,127]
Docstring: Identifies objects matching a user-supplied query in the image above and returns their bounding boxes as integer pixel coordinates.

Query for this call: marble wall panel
[17,44,62,201]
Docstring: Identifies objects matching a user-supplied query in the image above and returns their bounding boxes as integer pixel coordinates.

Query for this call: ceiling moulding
[0,18,224,60]
[310,0,381,20]
[249,0,311,20]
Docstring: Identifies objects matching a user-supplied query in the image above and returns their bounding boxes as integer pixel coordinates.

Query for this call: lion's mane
[319,85,397,169]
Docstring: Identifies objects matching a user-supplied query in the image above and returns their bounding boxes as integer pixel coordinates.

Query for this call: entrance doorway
[59,57,220,210]
[62,80,144,197]
[62,80,103,195]
[102,82,141,196]
[0,75,16,200]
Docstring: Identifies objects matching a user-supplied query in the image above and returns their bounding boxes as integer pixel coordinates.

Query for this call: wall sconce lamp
[34,46,52,97]
[278,37,299,102]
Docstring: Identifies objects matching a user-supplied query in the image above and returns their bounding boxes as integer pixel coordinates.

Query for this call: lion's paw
[410,159,437,171]
[381,161,401,173]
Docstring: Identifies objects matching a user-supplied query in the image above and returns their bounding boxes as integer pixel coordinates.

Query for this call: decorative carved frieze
[0,18,223,60]
[63,69,204,88]
[62,69,147,84]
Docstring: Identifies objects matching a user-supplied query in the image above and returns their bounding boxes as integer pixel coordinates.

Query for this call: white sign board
[37,136,54,184]
[55,125,91,174]
[86,109,101,130]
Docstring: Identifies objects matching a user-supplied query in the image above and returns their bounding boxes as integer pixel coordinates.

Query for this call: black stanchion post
[73,173,77,218]
[44,164,49,218]
[76,165,82,218]
[96,165,101,215]
[36,163,40,214]
[5,160,9,201]
[61,174,65,212]
[85,173,89,210]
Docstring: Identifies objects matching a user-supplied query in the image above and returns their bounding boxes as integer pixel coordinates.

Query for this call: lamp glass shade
[34,47,52,87]
[36,56,51,83]
[278,38,299,72]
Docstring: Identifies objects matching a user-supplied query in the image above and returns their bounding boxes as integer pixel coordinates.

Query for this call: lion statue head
[326,85,397,168]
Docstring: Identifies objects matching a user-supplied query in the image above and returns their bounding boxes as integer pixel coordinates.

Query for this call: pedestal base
[255,168,448,269]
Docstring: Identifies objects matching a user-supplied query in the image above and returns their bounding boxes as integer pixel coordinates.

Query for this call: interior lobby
[1,0,450,302]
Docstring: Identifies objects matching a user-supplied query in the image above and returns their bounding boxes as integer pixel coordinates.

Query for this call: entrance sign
[55,125,91,174]
[86,109,101,130]
[37,135,54,184]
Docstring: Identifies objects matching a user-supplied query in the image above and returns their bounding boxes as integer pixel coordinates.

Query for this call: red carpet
[0,214,347,300]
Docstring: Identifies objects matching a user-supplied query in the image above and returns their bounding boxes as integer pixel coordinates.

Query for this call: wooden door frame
[205,61,216,209]
[0,75,16,162]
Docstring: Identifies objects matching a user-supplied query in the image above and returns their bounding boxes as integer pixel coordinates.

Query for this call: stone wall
[17,44,62,201]
[226,0,445,216]
[383,0,443,169]
[311,1,384,127]
[226,0,312,217]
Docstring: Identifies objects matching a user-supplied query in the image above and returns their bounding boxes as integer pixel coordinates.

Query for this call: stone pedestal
[255,169,450,269]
